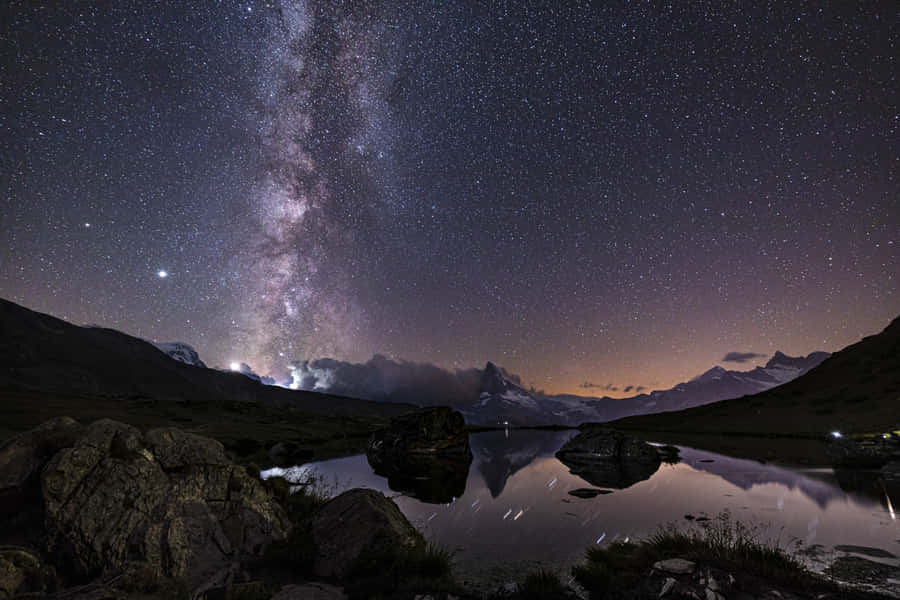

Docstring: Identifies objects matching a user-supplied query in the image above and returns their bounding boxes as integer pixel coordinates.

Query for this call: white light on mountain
[230,362,241,371]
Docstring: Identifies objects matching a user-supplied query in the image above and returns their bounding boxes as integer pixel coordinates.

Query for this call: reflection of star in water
[157,270,168,278]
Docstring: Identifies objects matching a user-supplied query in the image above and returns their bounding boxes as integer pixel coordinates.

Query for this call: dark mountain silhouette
[0,298,414,420]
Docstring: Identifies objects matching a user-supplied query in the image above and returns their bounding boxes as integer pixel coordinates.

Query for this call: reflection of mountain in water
[678,447,887,509]
[470,429,576,497]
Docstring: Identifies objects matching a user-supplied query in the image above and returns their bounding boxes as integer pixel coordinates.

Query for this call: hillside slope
[610,315,900,437]
[0,298,417,459]
[0,297,413,418]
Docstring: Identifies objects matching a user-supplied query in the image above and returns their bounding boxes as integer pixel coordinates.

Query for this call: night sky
[1,2,897,396]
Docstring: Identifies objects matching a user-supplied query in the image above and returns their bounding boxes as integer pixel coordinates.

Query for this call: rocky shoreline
[2,416,898,599]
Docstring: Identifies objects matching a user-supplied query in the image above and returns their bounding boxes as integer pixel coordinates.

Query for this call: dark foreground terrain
[2,417,897,600]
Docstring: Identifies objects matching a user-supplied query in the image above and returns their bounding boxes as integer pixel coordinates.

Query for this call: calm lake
[262,430,900,581]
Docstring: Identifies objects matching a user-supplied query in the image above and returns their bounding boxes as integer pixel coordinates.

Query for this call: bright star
[157,270,168,278]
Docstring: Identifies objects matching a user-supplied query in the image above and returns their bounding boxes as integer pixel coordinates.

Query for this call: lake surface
[262,430,900,577]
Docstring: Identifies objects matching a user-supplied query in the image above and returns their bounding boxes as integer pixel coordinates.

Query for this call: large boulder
[366,408,472,503]
[0,417,83,517]
[555,428,661,489]
[310,489,424,578]
[0,547,56,598]
[15,418,291,594]
[367,407,471,460]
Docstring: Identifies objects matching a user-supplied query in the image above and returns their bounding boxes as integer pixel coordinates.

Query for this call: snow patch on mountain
[151,341,207,368]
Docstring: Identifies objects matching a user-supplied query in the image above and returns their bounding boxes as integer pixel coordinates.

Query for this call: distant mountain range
[612,315,900,436]
[144,343,830,427]
[462,351,829,426]
[0,297,848,431]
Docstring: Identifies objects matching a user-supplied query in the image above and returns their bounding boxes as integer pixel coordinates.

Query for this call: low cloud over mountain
[288,355,483,408]
[722,351,767,363]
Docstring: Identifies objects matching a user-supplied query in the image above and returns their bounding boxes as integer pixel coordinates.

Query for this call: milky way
[1,1,897,395]
[235,2,397,377]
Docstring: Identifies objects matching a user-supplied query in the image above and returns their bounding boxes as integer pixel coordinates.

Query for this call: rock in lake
[568,488,613,498]
[367,407,471,460]
[555,428,661,489]
[1,418,290,597]
[366,407,472,503]
[310,489,424,578]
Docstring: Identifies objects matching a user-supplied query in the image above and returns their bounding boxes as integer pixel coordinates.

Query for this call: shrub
[343,541,458,600]
[572,511,807,597]
[519,569,569,599]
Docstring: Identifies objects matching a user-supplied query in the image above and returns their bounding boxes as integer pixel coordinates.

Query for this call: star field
[1,1,897,395]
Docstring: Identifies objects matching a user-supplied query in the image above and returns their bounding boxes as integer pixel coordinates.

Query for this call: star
[157,270,168,279]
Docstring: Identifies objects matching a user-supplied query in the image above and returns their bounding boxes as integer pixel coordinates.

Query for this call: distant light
[831,431,842,438]
[230,362,241,371]
[157,270,168,278]
[84,222,91,228]
[503,421,509,426]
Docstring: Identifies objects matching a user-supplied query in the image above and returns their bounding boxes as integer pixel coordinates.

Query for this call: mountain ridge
[464,350,830,426]
[610,315,900,436]
[0,297,414,420]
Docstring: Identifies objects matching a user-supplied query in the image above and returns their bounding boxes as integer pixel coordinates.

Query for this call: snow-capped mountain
[462,362,542,425]
[151,342,207,368]
[463,351,830,426]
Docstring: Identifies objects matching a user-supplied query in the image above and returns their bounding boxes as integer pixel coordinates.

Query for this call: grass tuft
[519,569,569,599]
[262,473,334,573]
[573,510,809,597]
[343,541,458,600]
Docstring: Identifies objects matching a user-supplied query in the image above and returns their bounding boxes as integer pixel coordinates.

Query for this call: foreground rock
[0,418,290,597]
[555,428,661,489]
[311,489,424,578]
[0,546,57,598]
[366,407,473,503]
[0,417,83,516]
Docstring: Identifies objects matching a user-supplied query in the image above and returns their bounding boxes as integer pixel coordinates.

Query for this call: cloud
[622,384,648,394]
[229,362,277,386]
[287,355,485,408]
[579,381,618,392]
[722,351,766,363]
